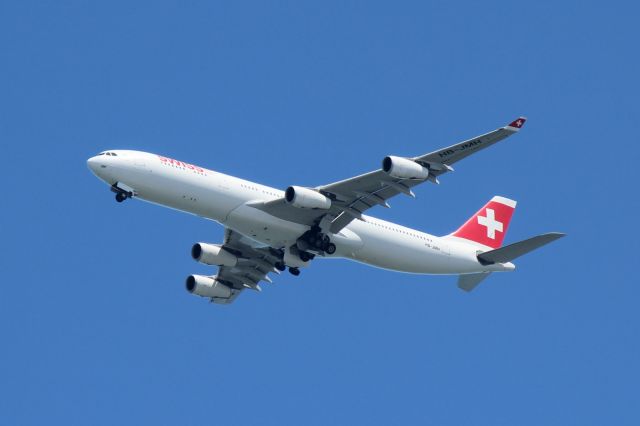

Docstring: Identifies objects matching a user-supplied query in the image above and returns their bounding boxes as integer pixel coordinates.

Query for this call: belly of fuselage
[223,203,308,248]
[344,219,455,274]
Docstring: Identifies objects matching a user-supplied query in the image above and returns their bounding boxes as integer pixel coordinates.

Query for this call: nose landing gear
[111,183,133,203]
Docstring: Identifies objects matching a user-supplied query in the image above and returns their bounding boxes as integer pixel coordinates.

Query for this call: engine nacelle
[285,186,331,209]
[382,156,429,180]
[185,275,232,298]
[191,243,237,267]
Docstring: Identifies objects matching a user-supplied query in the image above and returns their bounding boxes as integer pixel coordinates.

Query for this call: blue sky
[1,1,638,424]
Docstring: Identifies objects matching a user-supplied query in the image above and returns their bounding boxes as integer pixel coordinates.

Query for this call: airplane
[87,117,564,304]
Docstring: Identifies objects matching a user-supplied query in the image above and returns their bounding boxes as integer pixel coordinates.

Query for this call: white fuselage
[87,150,513,275]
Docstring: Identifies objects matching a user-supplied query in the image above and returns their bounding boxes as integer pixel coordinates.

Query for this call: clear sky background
[1,1,639,425]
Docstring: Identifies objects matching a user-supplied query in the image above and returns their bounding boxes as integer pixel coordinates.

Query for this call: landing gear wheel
[299,251,311,262]
[115,192,126,203]
[325,243,336,255]
[289,267,300,276]
[275,262,286,272]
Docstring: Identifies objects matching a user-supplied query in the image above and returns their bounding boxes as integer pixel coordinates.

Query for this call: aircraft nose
[87,156,97,169]
[87,156,101,174]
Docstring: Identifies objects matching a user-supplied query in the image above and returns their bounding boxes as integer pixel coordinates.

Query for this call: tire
[325,243,336,255]
[275,262,286,271]
[115,192,126,202]
[299,252,311,262]
[289,267,300,276]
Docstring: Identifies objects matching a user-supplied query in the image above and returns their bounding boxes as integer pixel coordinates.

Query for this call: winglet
[505,117,527,131]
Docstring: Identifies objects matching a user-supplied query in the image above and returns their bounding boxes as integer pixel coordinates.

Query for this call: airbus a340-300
[87,118,564,304]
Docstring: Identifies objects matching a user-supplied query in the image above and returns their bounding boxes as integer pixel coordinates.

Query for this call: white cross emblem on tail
[477,208,503,239]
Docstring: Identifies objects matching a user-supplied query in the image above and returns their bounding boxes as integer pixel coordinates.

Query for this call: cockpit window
[111,152,118,156]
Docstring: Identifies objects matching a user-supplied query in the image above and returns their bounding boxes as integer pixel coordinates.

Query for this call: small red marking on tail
[451,196,516,249]
[508,117,527,129]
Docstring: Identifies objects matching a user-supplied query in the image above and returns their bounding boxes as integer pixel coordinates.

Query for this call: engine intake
[382,156,429,180]
[191,243,237,267]
[185,275,232,299]
[285,186,331,209]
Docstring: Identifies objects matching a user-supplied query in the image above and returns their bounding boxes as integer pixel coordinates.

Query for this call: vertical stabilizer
[451,196,517,249]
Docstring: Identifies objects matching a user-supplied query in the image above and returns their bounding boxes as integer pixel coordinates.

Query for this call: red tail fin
[451,196,517,249]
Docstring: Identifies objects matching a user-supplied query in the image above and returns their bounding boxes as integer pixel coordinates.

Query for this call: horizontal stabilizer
[477,232,566,265]
[458,272,491,292]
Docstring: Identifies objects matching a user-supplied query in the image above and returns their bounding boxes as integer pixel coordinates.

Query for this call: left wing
[208,229,283,304]
[251,117,526,233]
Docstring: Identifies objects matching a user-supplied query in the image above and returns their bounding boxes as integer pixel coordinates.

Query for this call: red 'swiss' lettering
[158,155,205,173]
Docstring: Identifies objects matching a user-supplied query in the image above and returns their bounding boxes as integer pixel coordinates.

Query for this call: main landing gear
[288,267,300,276]
[298,225,336,259]
[299,251,313,262]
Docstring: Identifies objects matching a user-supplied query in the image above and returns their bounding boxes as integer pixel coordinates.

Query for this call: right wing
[321,117,527,232]
[249,117,526,234]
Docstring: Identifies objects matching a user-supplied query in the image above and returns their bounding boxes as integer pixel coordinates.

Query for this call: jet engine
[191,243,238,267]
[285,186,331,209]
[185,275,232,298]
[382,156,429,180]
